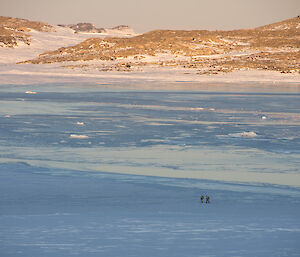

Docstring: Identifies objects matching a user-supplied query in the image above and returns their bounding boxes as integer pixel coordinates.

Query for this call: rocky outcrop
[0,16,54,47]
[100,25,136,35]
[58,23,135,35]
[70,23,99,33]
[58,23,100,33]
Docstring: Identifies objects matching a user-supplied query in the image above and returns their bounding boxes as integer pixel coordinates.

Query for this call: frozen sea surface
[1,83,300,185]
[0,82,300,256]
[0,162,300,257]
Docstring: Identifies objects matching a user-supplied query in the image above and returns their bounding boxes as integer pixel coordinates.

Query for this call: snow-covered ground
[1,61,300,86]
[0,26,110,64]
[0,25,137,64]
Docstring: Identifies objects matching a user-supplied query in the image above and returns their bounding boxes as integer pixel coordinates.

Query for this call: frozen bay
[0,82,300,256]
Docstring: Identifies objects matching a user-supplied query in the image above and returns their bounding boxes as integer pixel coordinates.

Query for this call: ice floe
[69,134,89,139]
[218,131,258,138]
[229,131,258,138]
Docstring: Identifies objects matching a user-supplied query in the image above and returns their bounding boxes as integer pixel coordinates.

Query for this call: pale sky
[0,0,299,32]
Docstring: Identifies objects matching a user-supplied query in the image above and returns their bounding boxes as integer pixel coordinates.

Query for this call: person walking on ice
[206,195,210,204]
[200,195,204,203]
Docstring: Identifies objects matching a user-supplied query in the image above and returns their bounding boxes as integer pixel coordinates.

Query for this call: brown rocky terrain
[15,16,300,74]
[0,16,55,47]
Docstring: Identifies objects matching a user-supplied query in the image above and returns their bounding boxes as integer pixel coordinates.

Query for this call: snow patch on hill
[0,26,106,63]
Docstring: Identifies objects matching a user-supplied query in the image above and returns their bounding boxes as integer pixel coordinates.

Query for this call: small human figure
[200,195,204,203]
[206,195,210,204]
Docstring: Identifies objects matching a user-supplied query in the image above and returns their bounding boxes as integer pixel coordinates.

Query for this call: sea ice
[69,134,89,139]
[228,131,258,138]
[0,163,299,257]
[0,82,299,257]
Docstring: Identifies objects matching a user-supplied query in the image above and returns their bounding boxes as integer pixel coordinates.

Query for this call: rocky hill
[99,25,136,35]
[257,16,300,31]
[22,16,300,74]
[59,23,100,33]
[58,23,135,35]
[0,16,54,47]
[1,16,299,75]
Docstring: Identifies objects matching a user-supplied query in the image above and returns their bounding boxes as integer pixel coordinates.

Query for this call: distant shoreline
[0,63,299,90]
